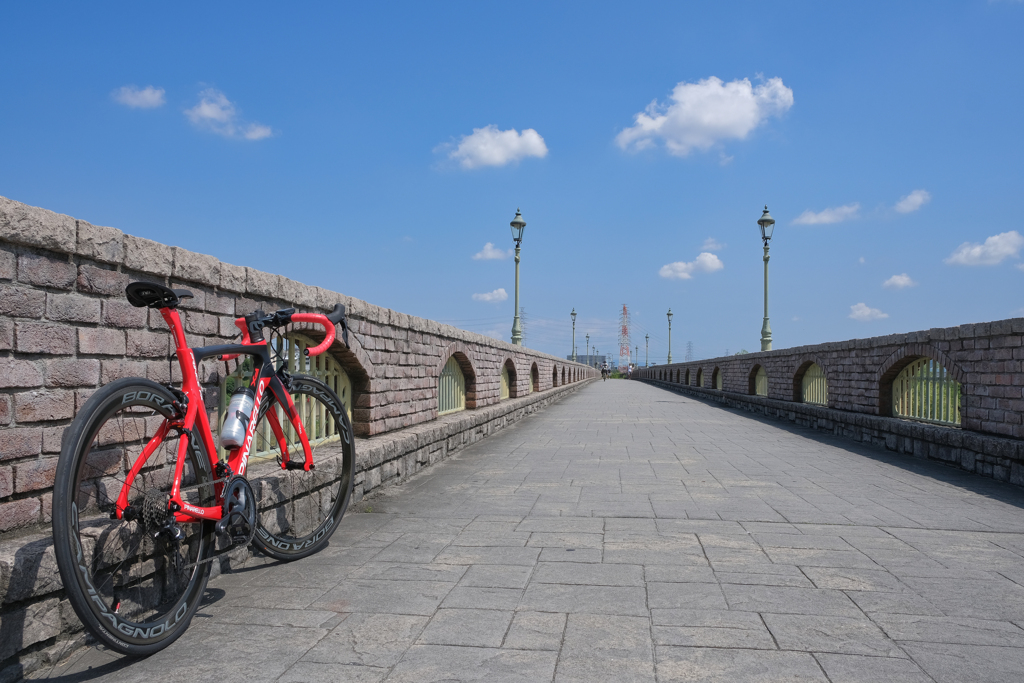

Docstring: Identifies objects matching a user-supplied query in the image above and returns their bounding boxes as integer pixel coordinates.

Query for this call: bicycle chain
[146,472,262,571]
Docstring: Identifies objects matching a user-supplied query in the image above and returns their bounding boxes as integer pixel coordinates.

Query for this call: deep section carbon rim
[247,377,353,558]
[56,382,213,650]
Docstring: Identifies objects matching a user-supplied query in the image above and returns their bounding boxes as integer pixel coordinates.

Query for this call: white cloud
[1017,263,1024,271]
[895,189,931,214]
[472,288,508,303]
[793,203,860,225]
[443,125,548,169]
[184,88,272,140]
[859,257,866,264]
[112,85,165,109]
[849,303,889,321]
[883,273,917,289]
[243,123,273,140]
[616,76,793,156]
[701,237,725,251]
[472,242,513,260]
[659,252,724,280]
[945,230,1024,266]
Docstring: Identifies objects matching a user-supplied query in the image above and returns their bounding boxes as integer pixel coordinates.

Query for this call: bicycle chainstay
[145,472,258,571]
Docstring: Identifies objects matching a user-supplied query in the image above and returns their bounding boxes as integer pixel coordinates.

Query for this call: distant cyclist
[601,362,609,381]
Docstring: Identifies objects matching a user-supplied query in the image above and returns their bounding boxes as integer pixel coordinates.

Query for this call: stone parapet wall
[639,324,1024,438]
[644,379,1024,486]
[637,320,1024,484]
[0,195,595,675]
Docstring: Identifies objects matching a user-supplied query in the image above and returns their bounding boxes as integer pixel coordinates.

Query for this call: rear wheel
[247,375,354,561]
[52,378,215,656]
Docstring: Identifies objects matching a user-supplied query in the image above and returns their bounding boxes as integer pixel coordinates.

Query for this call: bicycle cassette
[215,476,256,546]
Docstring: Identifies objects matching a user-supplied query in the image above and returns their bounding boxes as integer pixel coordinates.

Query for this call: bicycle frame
[112,306,318,525]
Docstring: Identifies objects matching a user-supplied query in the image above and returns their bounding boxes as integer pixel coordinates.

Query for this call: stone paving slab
[32,380,1024,682]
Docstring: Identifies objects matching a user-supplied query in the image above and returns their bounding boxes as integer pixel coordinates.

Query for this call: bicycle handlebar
[219,303,348,361]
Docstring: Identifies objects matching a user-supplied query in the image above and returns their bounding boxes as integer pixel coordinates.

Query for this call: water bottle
[220,388,255,449]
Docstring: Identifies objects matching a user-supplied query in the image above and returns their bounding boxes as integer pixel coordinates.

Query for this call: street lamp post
[645,334,649,367]
[585,333,590,365]
[758,205,776,352]
[571,309,577,362]
[510,209,526,346]
[666,309,674,364]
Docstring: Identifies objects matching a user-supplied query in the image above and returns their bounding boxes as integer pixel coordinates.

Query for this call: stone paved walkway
[36,380,1024,682]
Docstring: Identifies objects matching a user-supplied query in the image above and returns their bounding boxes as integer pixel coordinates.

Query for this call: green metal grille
[802,363,828,406]
[500,365,510,400]
[439,356,466,415]
[714,369,723,390]
[754,367,768,396]
[893,358,961,427]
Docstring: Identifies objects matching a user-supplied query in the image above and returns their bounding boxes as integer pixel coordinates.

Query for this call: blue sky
[3,1,1023,364]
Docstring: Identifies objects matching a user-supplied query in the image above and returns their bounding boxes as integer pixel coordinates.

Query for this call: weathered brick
[206,291,235,315]
[15,322,76,355]
[127,330,169,358]
[0,466,11,498]
[184,311,218,335]
[44,358,100,387]
[0,395,10,425]
[100,359,147,383]
[0,248,14,280]
[0,428,42,460]
[246,268,281,298]
[102,299,147,328]
[169,281,207,311]
[45,292,101,324]
[0,359,43,388]
[124,234,173,276]
[15,390,74,423]
[0,596,60,661]
[41,426,63,453]
[78,327,126,355]
[0,283,46,318]
[173,247,220,285]
[0,196,76,252]
[0,497,41,534]
[0,318,11,351]
[17,252,75,289]
[77,263,130,296]
[76,219,124,263]
[13,457,58,493]
[220,261,247,292]
[0,536,61,603]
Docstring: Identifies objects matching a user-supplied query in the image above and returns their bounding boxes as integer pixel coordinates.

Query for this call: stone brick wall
[0,195,595,675]
[637,322,1024,484]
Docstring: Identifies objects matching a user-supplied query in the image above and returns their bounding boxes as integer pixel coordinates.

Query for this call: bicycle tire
[247,375,354,561]
[52,378,215,656]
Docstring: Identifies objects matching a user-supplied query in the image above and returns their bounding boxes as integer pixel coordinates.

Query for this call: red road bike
[52,282,356,656]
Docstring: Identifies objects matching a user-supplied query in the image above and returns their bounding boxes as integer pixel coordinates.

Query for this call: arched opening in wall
[220,331,358,457]
[562,367,566,385]
[439,356,467,415]
[885,356,962,426]
[749,365,768,396]
[684,369,691,386]
[696,368,703,387]
[795,362,828,406]
[673,369,678,383]
[552,365,559,387]
[531,362,539,393]
[501,358,518,400]
[712,367,722,390]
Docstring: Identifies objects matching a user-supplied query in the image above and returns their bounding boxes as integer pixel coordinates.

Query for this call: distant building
[569,354,608,368]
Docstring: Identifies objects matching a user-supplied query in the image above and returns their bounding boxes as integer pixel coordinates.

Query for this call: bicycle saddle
[125,281,194,309]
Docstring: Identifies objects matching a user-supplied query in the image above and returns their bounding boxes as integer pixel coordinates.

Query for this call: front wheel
[247,375,354,561]
[52,378,215,656]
